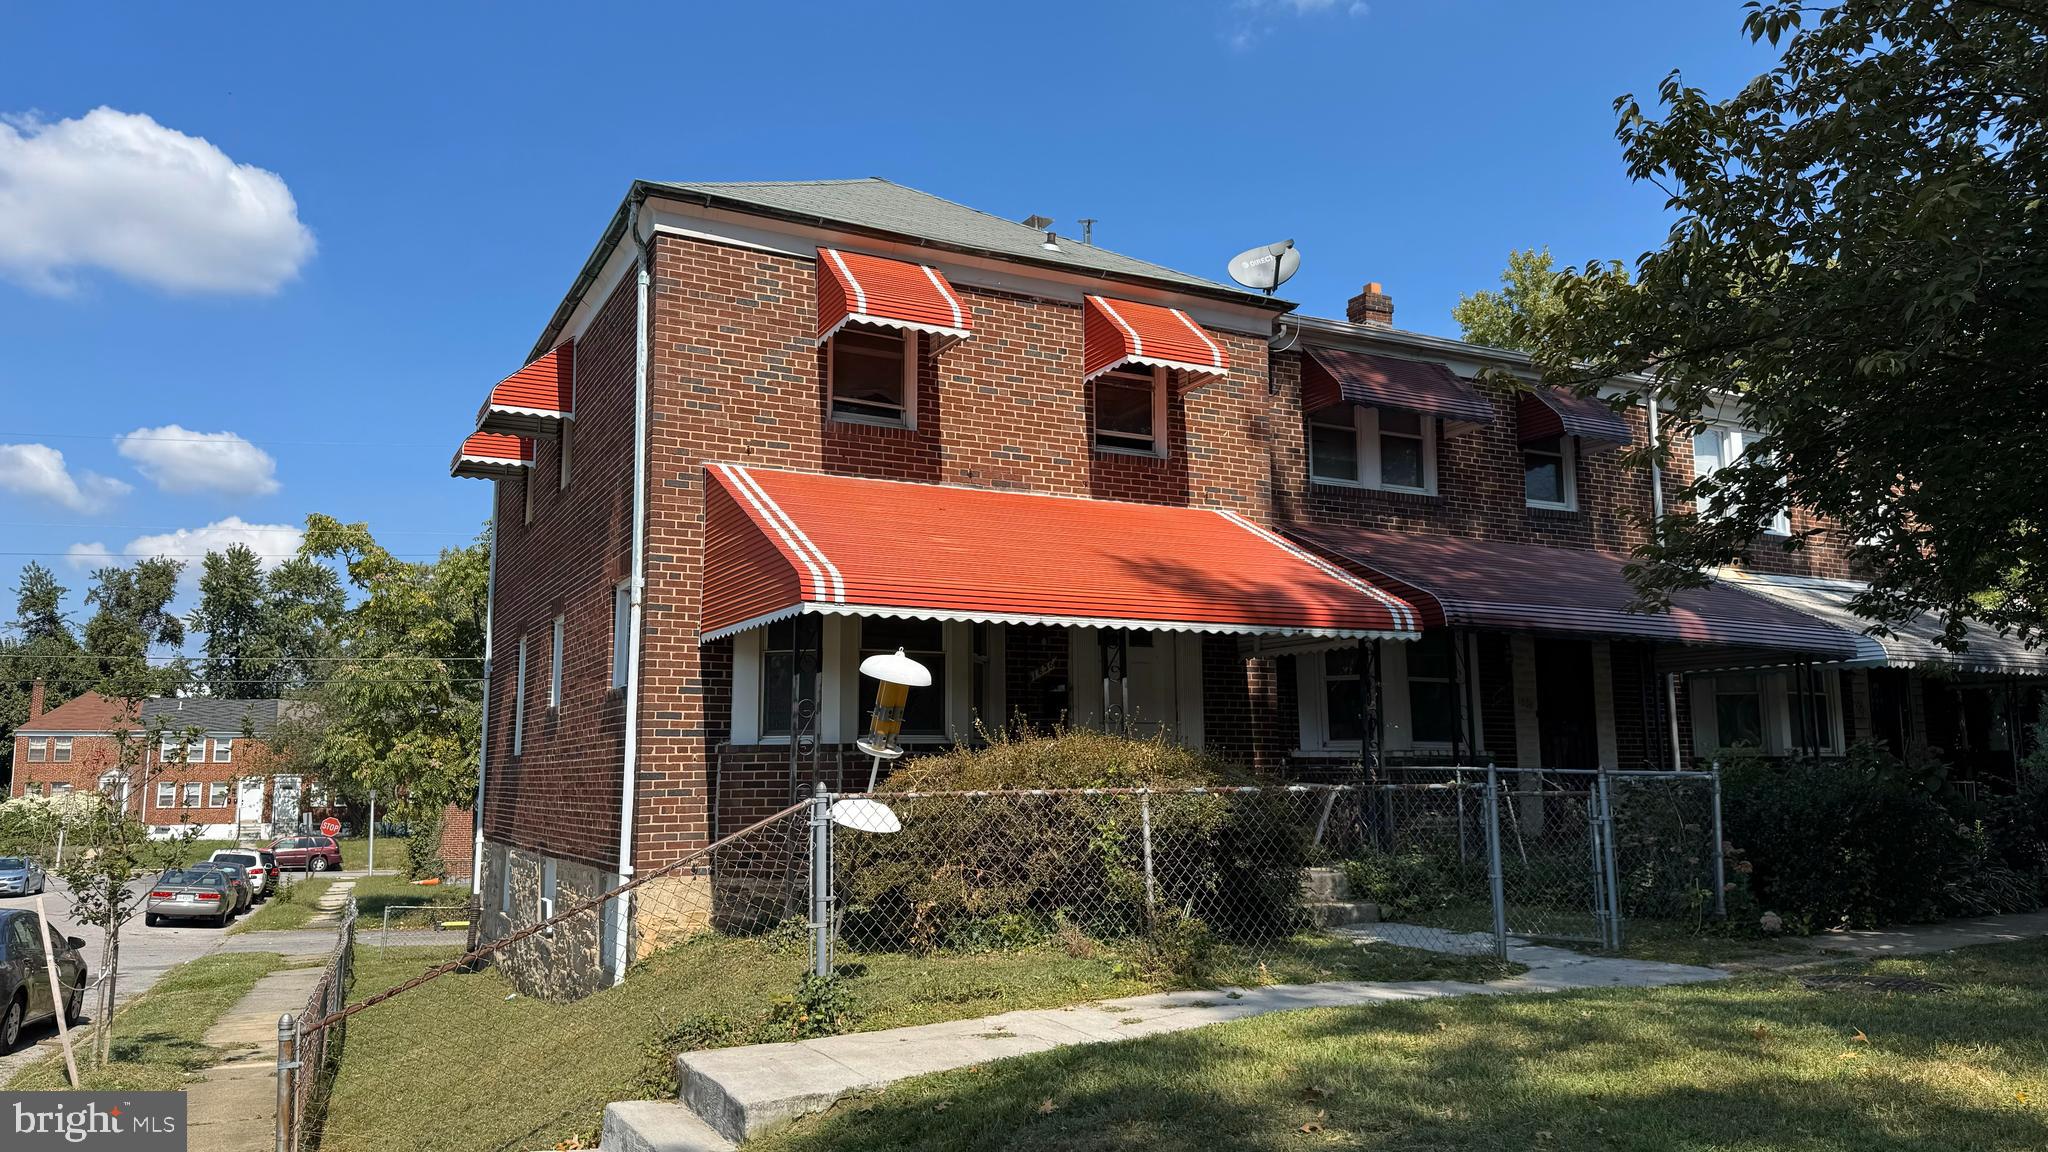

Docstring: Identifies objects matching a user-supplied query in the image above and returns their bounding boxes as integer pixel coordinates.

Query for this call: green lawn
[316,933,1513,1152]
[180,834,379,871]
[228,874,471,934]
[6,952,289,1091]
[752,940,2048,1152]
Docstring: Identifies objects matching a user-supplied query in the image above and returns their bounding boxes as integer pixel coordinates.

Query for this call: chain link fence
[281,896,355,1151]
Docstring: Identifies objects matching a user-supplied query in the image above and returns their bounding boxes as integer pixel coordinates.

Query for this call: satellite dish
[829,797,902,834]
[1228,240,1300,294]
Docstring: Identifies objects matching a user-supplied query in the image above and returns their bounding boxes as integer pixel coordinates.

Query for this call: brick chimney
[1347,281,1394,327]
[28,677,45,721]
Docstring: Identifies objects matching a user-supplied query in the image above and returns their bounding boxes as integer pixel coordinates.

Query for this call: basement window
[829,324,916,426]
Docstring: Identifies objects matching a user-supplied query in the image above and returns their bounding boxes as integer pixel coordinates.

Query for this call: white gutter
[1646,393,1685,770]
[471,509,498,888]
[612,201,651,986]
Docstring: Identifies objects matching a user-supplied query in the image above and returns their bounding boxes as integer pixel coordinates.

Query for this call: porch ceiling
[1715,569,2048,676]
[1284,524,1862,659]
[700,465,1422,644]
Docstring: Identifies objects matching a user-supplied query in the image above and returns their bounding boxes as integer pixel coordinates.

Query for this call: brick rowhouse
[461,179,2030,991]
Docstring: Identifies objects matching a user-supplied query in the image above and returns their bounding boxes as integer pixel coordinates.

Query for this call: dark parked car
[1,909,88,1052]
[209,849,274,899]
[191,863,254,914]
[269,834,343,873]
[144,868,239,928]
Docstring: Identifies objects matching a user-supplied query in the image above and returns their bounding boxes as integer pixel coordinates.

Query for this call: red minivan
[269,834,344,873]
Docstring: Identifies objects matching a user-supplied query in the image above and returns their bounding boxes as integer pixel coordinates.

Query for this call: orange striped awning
[700,463,1419,643]
[1083,295,1229,382]
[816,248,971,343]
[475,343,573,438]
[450,432,534,480]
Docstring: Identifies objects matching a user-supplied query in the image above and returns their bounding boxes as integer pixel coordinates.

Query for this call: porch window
[1523,435,1575,509]
[209,782,231,807]
[859,617,946,738]
[1788,672,1842,754]
[1093,366,1164,455]
[26,737,46,762]
[829,324,915,426]
[1710,674,1765,749]
[1407,630,1459,745]
[156,782,176,810]
[760,617,798,738]
[1308,406,1435,494]
[1321,645,1365,744]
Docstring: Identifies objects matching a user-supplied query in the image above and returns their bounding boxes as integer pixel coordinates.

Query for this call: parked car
[256,849,280,892]
[0,856,46,897]
[188,863,253,915]
[0,909,88,1052]
[209,850,274,899]
[269,834,343,873]
[144,868,239,928]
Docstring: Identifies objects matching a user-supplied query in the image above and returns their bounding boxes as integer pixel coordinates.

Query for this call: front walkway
[613,932,1726,1150]
[1787,909,2048,959]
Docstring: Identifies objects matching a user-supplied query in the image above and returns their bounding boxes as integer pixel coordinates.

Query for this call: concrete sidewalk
[1788,909,2048,959]
[185,963,327,1152]
[624,934,1727,1148]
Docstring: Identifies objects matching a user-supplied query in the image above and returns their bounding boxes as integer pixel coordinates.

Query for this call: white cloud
[123,517,304,573]
[0,107,315,295]
[117,425,280,496]
[65,542,114,571]
[1226,0,1368,49]
[0,443,131,512]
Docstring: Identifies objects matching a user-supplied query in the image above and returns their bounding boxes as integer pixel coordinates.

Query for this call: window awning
[1301,346,1493,435]
[1286,524,1861,658]
[450,432,534,480]
[1084,295,1229,382]
[817,247,971,344]
[1715,570,2048,676]
[1517,387,1634,450]
[475,343,574,438]
[702,464,1419,643]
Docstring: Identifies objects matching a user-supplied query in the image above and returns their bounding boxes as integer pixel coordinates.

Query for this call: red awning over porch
[701,464,1420,643]
[475,343,574,438]
[1285,524,1861,658]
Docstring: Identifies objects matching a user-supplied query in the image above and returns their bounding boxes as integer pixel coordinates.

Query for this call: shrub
[838,729,1310,951]
[405,807,448,882]
[1717,743,2038,929]
[1340,850,1462,920]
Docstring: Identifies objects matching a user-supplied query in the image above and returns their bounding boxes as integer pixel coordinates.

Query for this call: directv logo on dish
[3,1092,186,1150]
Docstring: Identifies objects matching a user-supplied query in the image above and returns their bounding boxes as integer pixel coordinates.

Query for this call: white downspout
[471,509,497,893]
[613,200,651,986]
[1647,393,1684,769]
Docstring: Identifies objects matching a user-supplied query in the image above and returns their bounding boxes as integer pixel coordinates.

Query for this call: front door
[1534,638,1599,768]
[237,776,267,834]
[272,776,302,834]
[1101,630,1176,739]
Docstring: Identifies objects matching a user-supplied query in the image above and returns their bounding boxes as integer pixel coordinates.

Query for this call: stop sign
[320,816,341,836]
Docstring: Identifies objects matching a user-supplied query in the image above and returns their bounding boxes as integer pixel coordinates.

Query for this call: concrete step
[600,1101,735,1152]
[1306,899,1381,927]
[1300,866,1352,902]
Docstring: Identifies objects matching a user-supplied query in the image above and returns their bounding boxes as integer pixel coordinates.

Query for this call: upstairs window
[829,324,915,426]
[26,737,46,762]
[1093,366,1165,456]
[212,738,232,763]
[1692,426,1790,535]
[1308,406,1435,494]
[1523,435,1575,510]
[54,737,72,762]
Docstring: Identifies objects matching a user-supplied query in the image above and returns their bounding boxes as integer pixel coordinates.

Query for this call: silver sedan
[0,858,47,897]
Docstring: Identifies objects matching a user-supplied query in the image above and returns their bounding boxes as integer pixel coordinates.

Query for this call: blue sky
[0,1,1779,630]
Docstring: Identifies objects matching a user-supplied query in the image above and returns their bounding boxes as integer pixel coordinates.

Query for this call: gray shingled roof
[647,178,1266,301]
[141,698,303,735]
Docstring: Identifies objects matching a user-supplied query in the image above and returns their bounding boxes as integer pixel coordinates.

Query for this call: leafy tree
[188,545,344,698]
[1,563,92,785]
[1450,247,1581,351]
[15,561,71,644]
[83,558,188,696]
[291,516,488,816]
[1520,0,2048,647]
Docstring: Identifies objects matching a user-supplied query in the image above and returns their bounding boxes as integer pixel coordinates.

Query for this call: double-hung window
[1093,366,1165,456]
[156,782,176,810]
[1523,435,1575,509]
[829,324,915,426]
[1308,406,1435,493]
[212,738,232,763]
[53,737,72,762]
[26,737,47,762]
[1405,631,1458,745]
[1710,673,1765,749]
[209,782,231,808]
[858,618,947,740]
[1691,426,1790,535]
[182,782,202,808]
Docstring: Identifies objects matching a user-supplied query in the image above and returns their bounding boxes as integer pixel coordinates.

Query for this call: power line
[0,430,452,449]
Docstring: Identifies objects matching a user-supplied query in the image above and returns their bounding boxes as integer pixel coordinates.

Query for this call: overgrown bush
[1720,743,2045,930]
[838,729,1310,952]
[1340,850,1463,920]
[405,807,448,882]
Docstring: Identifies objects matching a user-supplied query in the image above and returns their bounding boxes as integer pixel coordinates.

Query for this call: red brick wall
[11,734,126,797]
[12,734,283,826]
[437,803,474,880]
[481,265,638,874]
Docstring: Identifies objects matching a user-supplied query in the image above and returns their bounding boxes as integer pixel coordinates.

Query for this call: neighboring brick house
[453,178,2042,988]
[11,683,313,840]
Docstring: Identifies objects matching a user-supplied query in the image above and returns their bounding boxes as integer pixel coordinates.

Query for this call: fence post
[1139,791,1157,927]
[275,1012,296,1152]
[1710,761,1727,920]
[1483,766,1508,961]
[1598,771,1624,952]
[809,782,833,980]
